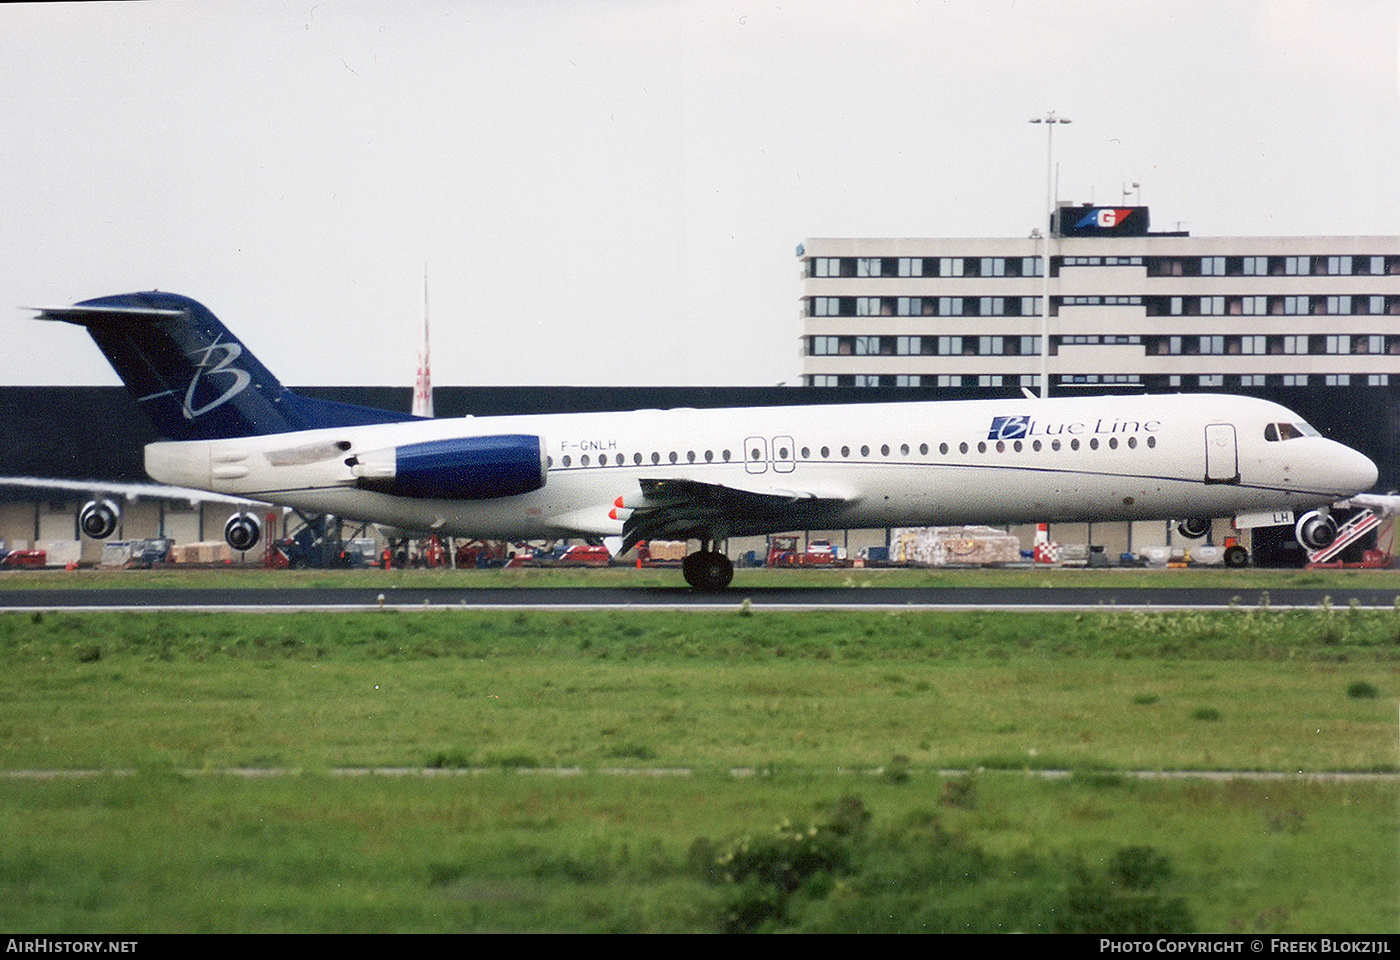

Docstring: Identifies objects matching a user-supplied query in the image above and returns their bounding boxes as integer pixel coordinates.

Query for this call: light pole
[1029,112,1070,399]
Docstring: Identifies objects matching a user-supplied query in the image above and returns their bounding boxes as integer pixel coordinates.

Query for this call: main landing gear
[682,547,734,591]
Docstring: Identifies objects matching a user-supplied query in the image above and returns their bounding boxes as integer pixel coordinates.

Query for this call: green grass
[5,562,1400,591]
[0,604,1396,932]
[0,770,1391,933]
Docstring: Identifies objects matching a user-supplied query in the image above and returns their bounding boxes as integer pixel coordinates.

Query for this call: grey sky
[2,0,1396,388]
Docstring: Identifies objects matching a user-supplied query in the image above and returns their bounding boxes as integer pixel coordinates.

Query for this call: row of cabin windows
[808,294,1400,319]
[810,333,1400,358]
[552,449,735,469]
[808,255,1400,280]
[546,433,1158,470]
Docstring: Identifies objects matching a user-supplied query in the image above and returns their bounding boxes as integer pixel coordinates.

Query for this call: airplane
[29,290,1379,589]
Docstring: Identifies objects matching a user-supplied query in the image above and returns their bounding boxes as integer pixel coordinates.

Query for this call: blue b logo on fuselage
[987,415,1031,440]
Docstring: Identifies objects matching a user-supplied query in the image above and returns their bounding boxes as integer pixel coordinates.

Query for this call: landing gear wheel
[682,550,734,591]
[1223,544,1250,568]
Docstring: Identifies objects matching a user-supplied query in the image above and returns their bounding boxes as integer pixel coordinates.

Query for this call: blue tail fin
[34,292,418,441]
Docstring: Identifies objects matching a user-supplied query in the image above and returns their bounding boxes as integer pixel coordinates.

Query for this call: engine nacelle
[349,434,547,500]
[1176,517,1212,540]
[224,512,262,552]
[1295,510,1338,551]
[79,499,120,539]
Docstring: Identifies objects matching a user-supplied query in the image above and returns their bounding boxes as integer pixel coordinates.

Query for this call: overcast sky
[3,0,1397,389]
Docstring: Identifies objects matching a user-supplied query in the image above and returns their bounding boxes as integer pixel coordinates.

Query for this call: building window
[1241,374,1266,386]
[1283,374,1310,386]
[1326,335,1351,355]
[937,375,962,387]
[1368,375,1390,386]
[1326,374,1352,386]
[895,336,922,356]
[1242,256,1268,276]
[854,374,881,387]
[895,375,922,387]
[810,336,840,356]
[810,375,839,387]
[937,336,963,356]
[1201,256,1226,276]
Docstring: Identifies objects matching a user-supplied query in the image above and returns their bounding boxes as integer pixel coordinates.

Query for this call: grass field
[7,562,1400,592]
[0,570,1396,932]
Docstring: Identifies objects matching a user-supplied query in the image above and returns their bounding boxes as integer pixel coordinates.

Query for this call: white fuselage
[142,393,1378,542]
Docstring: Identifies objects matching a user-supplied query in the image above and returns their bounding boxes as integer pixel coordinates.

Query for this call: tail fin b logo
[183,336,251,419]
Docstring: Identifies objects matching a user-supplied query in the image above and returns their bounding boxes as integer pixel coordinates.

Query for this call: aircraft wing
[618,477,853,553]
[0,476,268,508]
[1340,493,1400,518]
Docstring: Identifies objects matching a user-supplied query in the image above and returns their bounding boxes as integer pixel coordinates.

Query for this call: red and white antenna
[412,263,433,418]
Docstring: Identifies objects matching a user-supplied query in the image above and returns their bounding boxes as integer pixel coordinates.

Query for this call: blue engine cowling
[350,434,547,500]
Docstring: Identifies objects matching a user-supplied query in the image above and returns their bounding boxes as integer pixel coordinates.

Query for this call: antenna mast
[413,263,433,418]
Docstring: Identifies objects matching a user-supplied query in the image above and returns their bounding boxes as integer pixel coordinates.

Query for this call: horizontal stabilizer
[31,304,188,325]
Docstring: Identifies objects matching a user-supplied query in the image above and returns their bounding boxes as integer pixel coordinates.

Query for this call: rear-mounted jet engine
[347,434,547,500]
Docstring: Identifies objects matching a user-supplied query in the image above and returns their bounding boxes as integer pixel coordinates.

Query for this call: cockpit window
[1264,422,1318,442]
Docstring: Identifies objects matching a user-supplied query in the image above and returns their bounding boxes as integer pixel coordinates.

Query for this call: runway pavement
[4,583,1400,611]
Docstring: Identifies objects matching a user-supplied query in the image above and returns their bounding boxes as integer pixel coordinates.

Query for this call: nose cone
[1336,444,1379,495]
